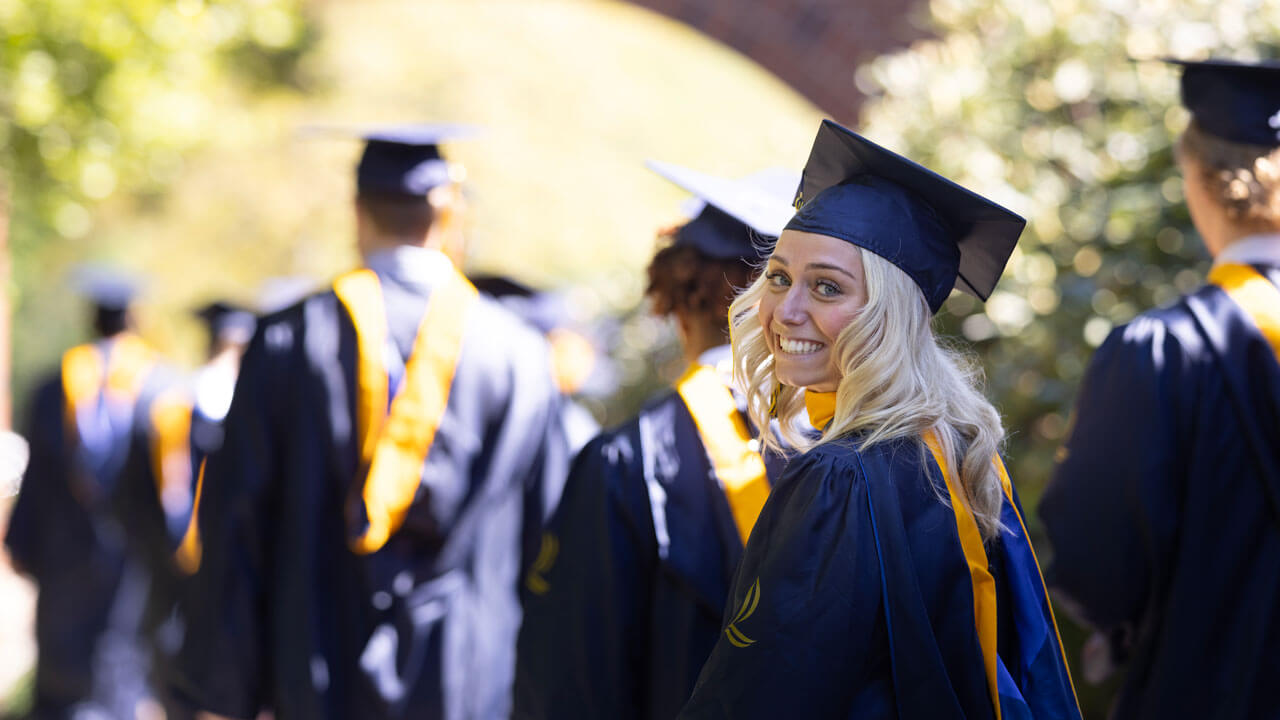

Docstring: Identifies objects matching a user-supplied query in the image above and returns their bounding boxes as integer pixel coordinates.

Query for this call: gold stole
[675,364,770,546]
[335,266,478,554]
[148,389,193,515]
[1209,263,1280,358]
[175,459,205,575]
[923,430,1077,719]
[61,333,155,434]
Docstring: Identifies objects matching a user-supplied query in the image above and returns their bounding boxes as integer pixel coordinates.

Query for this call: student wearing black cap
[677,120,1080,719]
[168,126,570,720]
[512,161,797,720]
[6,265,176,719]
[1040,59,1280,718]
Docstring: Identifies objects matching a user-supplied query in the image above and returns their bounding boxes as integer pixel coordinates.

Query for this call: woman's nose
[776,288,807,325]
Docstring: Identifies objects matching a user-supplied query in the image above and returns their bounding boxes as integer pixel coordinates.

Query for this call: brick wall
[628,0,927,121]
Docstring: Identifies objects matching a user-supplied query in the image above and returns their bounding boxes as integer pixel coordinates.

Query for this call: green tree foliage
[1,0,314,413]
[856,0,1280,712]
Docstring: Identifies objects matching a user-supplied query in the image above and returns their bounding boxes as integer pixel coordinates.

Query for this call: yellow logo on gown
[525,532,559,595]
[725,578,760,648]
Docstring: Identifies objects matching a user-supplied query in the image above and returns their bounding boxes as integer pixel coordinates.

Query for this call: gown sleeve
[679,448,889,719]
[5,378,68,579]
[513,429,657,720]
[1038,316,1189,633]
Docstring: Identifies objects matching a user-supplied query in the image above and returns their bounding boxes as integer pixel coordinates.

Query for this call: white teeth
[779,337,823,354]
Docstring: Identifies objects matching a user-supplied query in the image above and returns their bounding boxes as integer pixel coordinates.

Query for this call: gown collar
[804,390,837,430]
[1214,233,1280,269]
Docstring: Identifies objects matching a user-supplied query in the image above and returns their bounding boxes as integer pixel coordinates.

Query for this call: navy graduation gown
[169,269,570,720]
[6,338,165,717]
[680,437,1079,720]
[1040,277,1280,719]
[513,388,781,720]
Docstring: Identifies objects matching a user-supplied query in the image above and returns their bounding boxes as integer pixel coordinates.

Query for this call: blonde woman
[678,120,1080,719]
[1041,58,1280,719]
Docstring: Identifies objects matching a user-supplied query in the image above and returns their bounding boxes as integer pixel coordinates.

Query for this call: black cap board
[1166,58,1280,147]
[786,119,1025,314]
[301,123,478,196]
[647,160,799,261]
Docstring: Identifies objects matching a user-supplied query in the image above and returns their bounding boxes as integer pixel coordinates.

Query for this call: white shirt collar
[363,246,453,291]
[1213,233,1280,268]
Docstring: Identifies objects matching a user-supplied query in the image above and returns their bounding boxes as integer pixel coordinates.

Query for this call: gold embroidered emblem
[725,577,760,648]
[525,532,559,595]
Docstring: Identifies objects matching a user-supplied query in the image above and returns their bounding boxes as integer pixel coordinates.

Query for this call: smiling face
[759,229,869,392]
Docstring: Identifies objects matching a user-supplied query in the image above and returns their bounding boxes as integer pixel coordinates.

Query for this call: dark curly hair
[645,227,758,336]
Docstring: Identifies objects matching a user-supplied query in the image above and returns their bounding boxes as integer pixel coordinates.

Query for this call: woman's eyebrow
[807,262,859,282]
[770,255,789,266]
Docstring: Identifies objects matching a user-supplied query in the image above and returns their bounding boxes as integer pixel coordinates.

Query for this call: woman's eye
[815,280,841,297]
[765,271,790,287]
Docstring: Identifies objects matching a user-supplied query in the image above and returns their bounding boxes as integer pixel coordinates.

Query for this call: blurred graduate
[5,267,180,719]
[168,125,571,720]
[513,161,798,719]
[1040,59,1280,718]
[678,121,1080,719]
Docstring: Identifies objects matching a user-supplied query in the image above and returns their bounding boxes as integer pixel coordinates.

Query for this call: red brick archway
[627,0,926,121]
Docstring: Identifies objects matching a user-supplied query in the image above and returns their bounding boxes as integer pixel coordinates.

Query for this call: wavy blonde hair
[730,246,1007,539]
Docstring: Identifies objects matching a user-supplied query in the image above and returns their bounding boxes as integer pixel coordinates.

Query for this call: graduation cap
[786,119,1026,314]
[1166,58,1280,146]
[69,264,142,311]
[195,301,256,346]
[301,123,479,196]
[647,160,799,261]
[355,124,479,196]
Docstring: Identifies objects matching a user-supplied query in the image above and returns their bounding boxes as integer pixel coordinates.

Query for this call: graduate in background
[679,120,1080,719]
[467,275,603,454]
[513,161,797,720]
[168,125,571,720]
[5,267,173,720]
[188,301,256,477]
[1040,59,1280,719]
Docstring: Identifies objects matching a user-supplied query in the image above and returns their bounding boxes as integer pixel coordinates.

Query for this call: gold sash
[923,429,1000,719]
[61,333,155,432]
[148,388,193,513]
[924,430,1078,718]
[1209,263,1280,358]
[175,459,206,575]
[675,364,770,547]
[335,266,478,554]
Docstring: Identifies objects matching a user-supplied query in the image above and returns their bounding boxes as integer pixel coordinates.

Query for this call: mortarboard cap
[1166,58,1280,146]
[786,119,1025,314]
[647,160,799,261]
[195,301,256,345]
[357,124,477,196]
[70,264,142,311]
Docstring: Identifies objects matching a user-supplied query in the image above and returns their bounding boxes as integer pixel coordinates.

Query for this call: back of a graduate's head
[1178,120,1280,231]
[645,226,756,340]
[92,305,130,338]
[355,191,438,241]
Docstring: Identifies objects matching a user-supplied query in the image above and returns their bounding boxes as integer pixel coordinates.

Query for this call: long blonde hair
[730,247,1007,539]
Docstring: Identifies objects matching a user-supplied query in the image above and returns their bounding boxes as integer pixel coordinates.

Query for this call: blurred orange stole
[334,266,478,555]
[675,364,770,546]
[1210,263,1280,358]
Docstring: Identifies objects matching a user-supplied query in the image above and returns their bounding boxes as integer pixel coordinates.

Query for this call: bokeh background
[3,0,1279,716]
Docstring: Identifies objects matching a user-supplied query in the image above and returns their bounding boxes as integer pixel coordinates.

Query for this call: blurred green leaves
[2,0,315,413]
